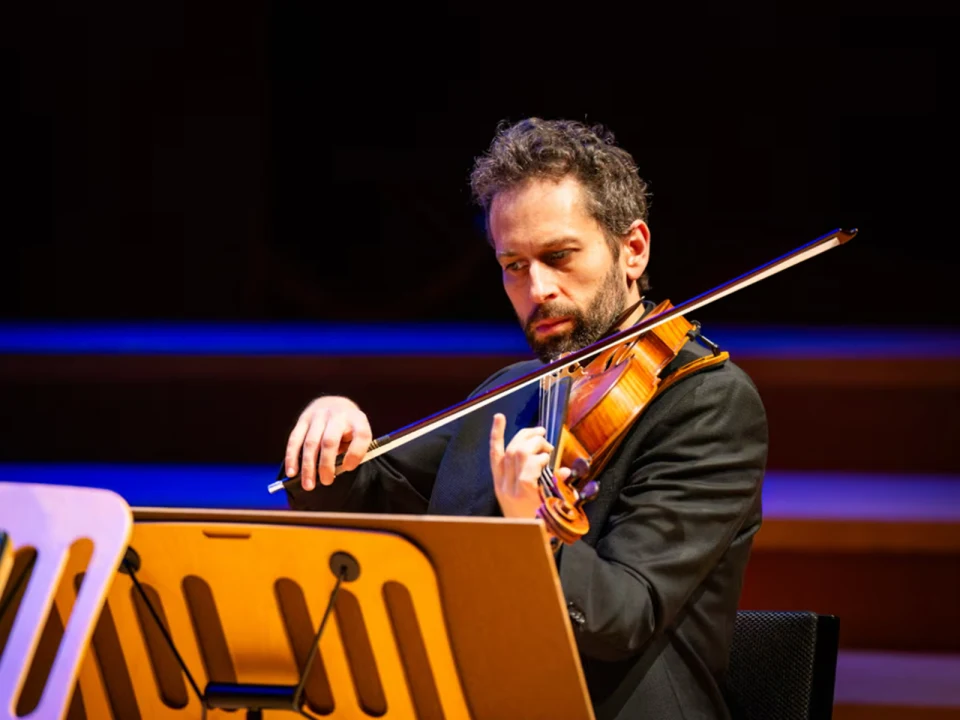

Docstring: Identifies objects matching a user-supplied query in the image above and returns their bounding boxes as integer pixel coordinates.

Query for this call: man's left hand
[489,413,572,519]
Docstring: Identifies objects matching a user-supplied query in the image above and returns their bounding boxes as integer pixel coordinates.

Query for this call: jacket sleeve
[284,424,450,514]
[556,366,768,662]
[284,364,520,514]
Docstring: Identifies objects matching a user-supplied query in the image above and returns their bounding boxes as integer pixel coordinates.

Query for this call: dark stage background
[2,3,958,329]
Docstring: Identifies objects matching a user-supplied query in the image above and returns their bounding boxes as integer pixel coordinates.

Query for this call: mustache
[526,304,578,327]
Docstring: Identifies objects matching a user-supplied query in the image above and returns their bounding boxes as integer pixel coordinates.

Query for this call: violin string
[537,374,552,497]
[541,371,561,498]
[552,373,565,498]
[547,372,555,493]
[548,371,556,457]
[539,374,545,438]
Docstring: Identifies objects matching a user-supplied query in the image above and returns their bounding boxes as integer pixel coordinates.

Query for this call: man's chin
[525,320,595,362]
[529,337,575,363]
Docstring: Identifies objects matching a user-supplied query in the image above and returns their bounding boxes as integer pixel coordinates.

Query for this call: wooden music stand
[61,506,595,719]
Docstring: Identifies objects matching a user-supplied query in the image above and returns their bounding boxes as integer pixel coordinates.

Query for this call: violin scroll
[537,456,596,546]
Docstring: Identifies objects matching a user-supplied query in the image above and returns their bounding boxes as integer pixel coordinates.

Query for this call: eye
[544,250,572,264]
[503,259,528,273]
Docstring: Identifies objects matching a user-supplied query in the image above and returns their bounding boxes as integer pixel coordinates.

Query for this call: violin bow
[268,227,857,494]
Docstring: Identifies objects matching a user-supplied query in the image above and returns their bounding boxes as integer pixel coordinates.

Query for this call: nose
[528,262,559,304]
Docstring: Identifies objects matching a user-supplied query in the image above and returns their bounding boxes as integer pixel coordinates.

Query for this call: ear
[621,220,650,285]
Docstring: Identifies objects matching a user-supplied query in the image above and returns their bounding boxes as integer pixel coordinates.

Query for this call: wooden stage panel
[740,550,960,652]
[745,472,960,653]
[833,650,960,720]
[1,352,959,473]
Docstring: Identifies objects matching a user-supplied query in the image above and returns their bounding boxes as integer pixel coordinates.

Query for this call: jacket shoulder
[665,338,761,394]
[469,357,543,397]
[639,339,768,442]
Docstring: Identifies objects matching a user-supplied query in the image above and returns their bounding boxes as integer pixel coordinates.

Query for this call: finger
[509,444,530,498]
[341,414,372,472]
[503,426,550,454]
[489,413,507,486]
[504,432,553,471]
[318,413,347,486]
[519,451,553,488]
[300,412,328,491]
[284,415,310,478]
[530,435,555,456]
[519,426,547,440]
[504,428,552,495]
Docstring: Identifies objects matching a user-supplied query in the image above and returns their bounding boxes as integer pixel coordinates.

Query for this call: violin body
[565,300,695,476]
[537,301,699,545]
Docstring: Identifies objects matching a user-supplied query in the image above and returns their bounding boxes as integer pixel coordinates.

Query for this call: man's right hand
[284,396,372,491]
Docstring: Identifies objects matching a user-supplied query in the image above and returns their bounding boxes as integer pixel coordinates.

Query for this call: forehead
[489,176,600,252]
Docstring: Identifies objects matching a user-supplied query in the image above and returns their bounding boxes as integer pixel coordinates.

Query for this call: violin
[269,228,857,546]
[532,299,717,546]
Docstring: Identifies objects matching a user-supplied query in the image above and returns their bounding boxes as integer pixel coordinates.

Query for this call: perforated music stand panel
[71,509,593,720]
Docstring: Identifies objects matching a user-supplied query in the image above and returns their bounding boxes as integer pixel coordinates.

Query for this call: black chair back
[723,610,840,720]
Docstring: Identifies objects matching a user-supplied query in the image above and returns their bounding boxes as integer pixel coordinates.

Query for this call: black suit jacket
[286,328,768,720]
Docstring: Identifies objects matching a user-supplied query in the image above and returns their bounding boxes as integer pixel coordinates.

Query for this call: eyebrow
[496,238,580,260]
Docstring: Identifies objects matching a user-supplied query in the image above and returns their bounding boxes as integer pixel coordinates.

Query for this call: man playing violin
[282,118,768,720]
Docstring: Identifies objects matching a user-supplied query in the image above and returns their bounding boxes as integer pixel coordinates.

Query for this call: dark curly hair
[470,117,652,292]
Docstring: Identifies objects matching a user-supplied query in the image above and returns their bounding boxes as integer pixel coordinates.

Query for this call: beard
[522,262,629,363]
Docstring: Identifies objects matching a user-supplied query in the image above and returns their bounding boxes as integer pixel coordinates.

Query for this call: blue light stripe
[0,463,288,510]
[2,463,958,521]
[0,322,531,355]
[0,322,958,358]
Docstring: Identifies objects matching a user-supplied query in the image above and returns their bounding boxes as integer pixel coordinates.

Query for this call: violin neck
[540,373,573,471]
